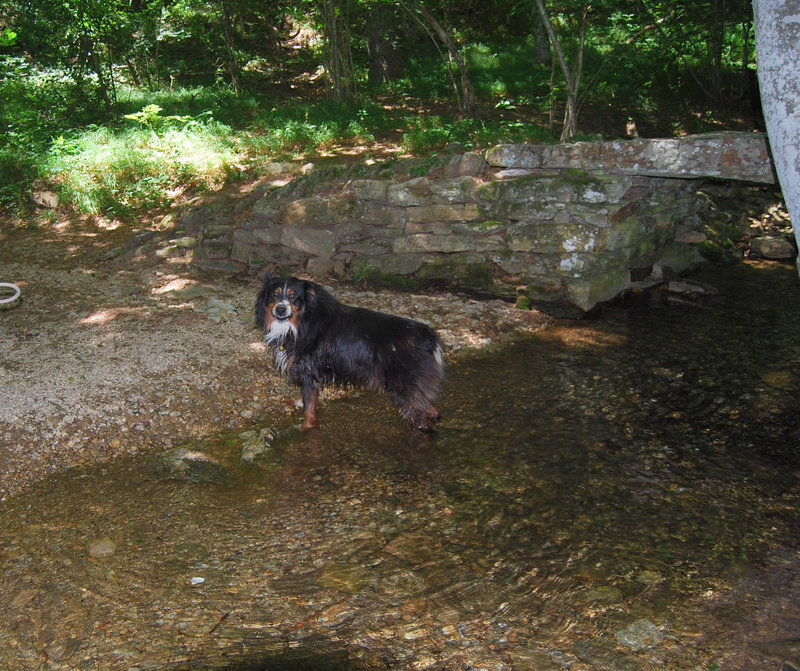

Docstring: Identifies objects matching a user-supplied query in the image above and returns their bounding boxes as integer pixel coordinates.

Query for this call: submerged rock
[87,536,117,558]
[614,618,664,651]
[153,447,228,484]
[667,278,720,306]
[239,427,275,463]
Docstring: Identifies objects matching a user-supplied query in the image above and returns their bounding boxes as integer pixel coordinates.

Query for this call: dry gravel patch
[0,222,550,500]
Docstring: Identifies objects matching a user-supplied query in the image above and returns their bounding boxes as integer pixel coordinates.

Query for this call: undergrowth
[2,84,554,219]
[42,110,244,216]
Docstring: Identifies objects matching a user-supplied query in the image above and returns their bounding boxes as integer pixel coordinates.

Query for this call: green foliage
[400,115,551,154]
[0,28,17,47]
[7,0,134,109]
[389,51,454,101]
[0,149,34,212]
[123,104,195,130]
[42,112,242,215]
[382,37,549,106]
[466,41,552,103]
[0,0,764,220]
[244,101,387,156]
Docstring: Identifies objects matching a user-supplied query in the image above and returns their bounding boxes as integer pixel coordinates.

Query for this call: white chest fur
[264,320,297,374]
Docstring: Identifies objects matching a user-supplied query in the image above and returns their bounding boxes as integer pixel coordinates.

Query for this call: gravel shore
[0,217,550,500]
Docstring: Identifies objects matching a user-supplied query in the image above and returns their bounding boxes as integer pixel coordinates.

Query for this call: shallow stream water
[1,260,799,670]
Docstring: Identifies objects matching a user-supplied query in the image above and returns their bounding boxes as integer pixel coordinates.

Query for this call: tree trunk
[222,1,242,96]
[535,0,587,141]
[707,0,726,104]
[753,0,800,272]
[320,0,356,101]
[125,58,141,88]
[533,12,551,67]
[367,4,403,85]
[739,19,759,113]
[414,2,475,115]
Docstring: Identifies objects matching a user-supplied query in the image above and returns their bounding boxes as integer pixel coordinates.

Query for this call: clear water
[0,261,798,670]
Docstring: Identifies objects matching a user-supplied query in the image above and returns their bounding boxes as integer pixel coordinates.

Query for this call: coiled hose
[0,282,21,304]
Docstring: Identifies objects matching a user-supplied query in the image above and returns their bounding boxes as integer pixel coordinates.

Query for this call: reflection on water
[0,261,799,670]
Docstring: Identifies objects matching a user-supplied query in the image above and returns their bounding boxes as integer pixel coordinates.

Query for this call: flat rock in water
[87,536,116,558]
[153,448,228,484]
[239,427,275,463]
[614,618,664,651]
[668,279,718,295]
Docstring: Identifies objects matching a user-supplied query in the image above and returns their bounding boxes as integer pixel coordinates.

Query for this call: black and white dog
[256,274,444,430]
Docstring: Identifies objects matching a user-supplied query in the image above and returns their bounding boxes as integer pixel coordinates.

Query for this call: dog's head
[256,274,318,343]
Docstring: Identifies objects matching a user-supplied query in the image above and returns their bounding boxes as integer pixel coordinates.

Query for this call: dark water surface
[1,261,799,670]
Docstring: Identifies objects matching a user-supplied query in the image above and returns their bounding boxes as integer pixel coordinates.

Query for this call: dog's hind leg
[301,381,320,429]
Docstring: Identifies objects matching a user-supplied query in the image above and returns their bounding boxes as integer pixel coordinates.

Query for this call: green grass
[400,114,551,153]
[3,95,554,218]
[243,100,390,156]
[42,114,244,216]
[0,74,557,219]
[115,85,261,129]
[25,98,389,216]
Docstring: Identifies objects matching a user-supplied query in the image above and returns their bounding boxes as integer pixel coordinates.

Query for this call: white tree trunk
[753,0,800,272]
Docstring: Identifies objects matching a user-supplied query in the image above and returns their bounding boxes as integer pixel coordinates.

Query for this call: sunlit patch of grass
[116,85,260,128]
[42,116,243,216]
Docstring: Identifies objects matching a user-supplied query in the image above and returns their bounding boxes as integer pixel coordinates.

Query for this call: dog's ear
[255,274,274,329]
[302,281,318,309]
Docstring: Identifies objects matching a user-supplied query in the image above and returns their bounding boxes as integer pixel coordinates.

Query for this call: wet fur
[256,274,444,430]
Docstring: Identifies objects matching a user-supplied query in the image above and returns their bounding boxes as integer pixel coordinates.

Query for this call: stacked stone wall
[183,132,774,310]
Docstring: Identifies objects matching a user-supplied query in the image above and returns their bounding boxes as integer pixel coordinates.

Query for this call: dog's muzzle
[272,301,292,321]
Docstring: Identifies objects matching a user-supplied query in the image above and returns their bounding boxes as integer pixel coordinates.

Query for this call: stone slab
[486,133,776,183]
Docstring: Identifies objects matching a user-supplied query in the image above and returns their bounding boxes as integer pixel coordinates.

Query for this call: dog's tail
[395,329,445,431]
[433,340,445,370]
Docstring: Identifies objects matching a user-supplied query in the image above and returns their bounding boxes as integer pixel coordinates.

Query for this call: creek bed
[0,260,798,670]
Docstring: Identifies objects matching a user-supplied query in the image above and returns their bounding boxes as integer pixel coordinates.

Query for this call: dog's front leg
[301,381,320,429]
